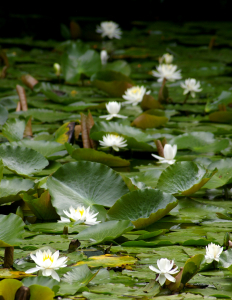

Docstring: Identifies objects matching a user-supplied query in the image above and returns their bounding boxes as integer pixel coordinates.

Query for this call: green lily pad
[5,140,65,158]
[0,104,8,125]
[156,162,217,195]
[181,254,204,285]
[0,279,22,300]
[107,189,178,229]
[23,191,59,220]
[131,109,169,129]
[29,284,55,300]
[91,70,133,97]
[0,144,49,176]
[57,265,96,296]
[0,178,34,205]
[0,214,25,247]
[47,161,129,217]
[102,60,131,76]
[22,276,59,292]
[205,91,232,112]
[2,117,26,142]
[90,121,152,142]
[71,148,130,167]
[76,220,134,245]
[209,111,232,123]
[61,40,101,83]
[219,249,232,269]
[203,158,232,189]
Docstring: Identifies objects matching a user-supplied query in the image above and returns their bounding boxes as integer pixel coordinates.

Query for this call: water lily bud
[63,226,69,235]
[100,50,109,65]
[54,63,61,76]
[15,286,30,300]
[68,239,81,252]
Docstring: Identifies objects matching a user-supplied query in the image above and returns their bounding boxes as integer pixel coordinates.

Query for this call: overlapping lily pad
[47,161,129,216]
[156,162,217,195]
[107,189,178,229]
[0,144,49,176]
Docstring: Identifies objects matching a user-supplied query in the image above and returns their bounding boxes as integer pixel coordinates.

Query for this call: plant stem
[183,92,190,104]
[3,246,14,268]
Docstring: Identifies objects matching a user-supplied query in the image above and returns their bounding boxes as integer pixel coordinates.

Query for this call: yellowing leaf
[74,254,137,268]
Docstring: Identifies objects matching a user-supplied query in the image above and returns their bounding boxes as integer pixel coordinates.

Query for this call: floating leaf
[90,121,152,142]
[156,162,217,195]
[91,70,133,97]
[47,161,129,217]
[22,276,59,291]
[209,111,232,123]
[61,41,101,83]
[107,189,178,229]
[0,145,49,176]
[54,122,75,144]
[29,284,55,300]
[76,220,134,245]
[75,254,137,268]
[205,91,232,112]
[5,140,65,158]
[102,60,131,76]
[131,109,168,129]
[0,104,8,125]
[57,265,96,296]
[0,279,22,300]
[2,117,26,142]
[0,214,25,247]
[71,148,130,167]
[140,94,163,110]
[0,178,34,205]
[23,191,59,220]
[181,254,204,285]
[219,249,232,269]
[204,158,232,189]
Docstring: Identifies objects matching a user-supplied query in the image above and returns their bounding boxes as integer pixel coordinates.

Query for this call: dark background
[1,0,232,40]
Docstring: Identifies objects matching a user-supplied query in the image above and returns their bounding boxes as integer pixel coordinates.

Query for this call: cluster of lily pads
[1,19,232,299]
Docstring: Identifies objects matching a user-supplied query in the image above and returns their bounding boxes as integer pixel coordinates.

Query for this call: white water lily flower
[99,101,127,120]
[85,207,101,225]
[25,249,68,282]
[122,86,150,106]
[180,78,202,98]
[63,205,86,222]
[96,21,122,39]
[59,206,100,225]
[99,134,127,151]
[159,53,174,64]
[205,243,223,264]
[152,144,177,165]
[149,258,178,286]
[152,64,182,82]
[100,50,109,65]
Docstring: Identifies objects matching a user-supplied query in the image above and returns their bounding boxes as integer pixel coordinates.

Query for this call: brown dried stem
[155,140,164,157]
[16,85,28,111]
[3,246,14,268]
[81,113,91,148]
[21,74,38,90]
[87,112,97,149]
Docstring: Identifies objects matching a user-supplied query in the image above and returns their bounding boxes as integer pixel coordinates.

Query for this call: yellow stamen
[43,254,54,262]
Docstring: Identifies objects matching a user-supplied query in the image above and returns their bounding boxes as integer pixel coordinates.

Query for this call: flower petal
[165,273,176,283]
[25,267,40,274]
[51,270,60,282]
[149,265,161,273]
